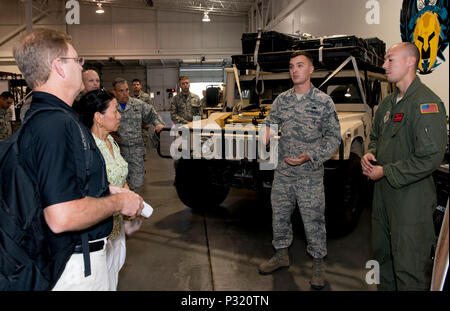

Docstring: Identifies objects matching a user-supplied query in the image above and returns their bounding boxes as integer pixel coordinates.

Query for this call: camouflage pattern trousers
[141,123,151,148]
[271,171,327,259]
[120,146,145,192]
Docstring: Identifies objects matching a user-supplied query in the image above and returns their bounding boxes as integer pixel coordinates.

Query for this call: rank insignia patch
[394,113,404,122]
[384,110,391,123]
[420,103,439,114]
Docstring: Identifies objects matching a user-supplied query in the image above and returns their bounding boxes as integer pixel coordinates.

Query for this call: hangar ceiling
[5,0,250,66]
[78,0,254,16]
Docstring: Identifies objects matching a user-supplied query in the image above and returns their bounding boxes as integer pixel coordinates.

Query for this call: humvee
[159,41,394,235]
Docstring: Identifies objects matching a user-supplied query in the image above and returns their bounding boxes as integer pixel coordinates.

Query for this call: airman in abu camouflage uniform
[131,78,153,105]
[170,76,202,124]
[0,92,14,141]
[113,78,165,191]
[259,51,341,290]
[131,78,156,149]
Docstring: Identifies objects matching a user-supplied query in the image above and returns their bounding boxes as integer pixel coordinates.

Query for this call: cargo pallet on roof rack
[234,31,386,73]
[232,47,385,74]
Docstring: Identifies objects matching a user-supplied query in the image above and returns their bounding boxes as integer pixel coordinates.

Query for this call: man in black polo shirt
[13,28,144,290]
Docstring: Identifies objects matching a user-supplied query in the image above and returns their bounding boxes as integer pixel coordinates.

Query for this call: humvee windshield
[327,84,362,104]
[234,76,367,107]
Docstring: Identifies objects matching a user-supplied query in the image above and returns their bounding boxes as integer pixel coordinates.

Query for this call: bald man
[361,42,447,290]
[72,69,101,105]
[82,69,101,93]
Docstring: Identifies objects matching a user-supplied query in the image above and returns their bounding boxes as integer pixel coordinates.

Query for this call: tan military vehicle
[160,37,394,235]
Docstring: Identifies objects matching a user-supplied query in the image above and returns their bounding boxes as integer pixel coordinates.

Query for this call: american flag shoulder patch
[420,103,439,114]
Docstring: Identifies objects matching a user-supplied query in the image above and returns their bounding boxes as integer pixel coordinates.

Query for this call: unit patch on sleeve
[420,103,439,114]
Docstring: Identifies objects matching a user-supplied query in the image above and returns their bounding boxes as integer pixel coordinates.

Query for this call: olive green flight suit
[367,77,447,290]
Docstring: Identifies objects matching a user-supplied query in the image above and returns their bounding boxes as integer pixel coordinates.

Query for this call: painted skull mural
[401,0,449,74]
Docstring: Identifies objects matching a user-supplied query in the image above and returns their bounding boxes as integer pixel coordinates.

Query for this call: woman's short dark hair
[73,89,115,129]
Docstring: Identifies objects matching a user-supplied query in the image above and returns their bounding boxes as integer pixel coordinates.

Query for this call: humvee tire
[174,159,230,210]
[324,152,368,236]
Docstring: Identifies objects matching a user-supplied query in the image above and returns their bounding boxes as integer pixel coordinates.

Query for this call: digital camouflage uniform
[368,76,447,290]
[200,97,208,118]
[262,86,341,259]
[131,91,154,148]
[200,97,207,109]
[0,108,12,141]
[170,92,202,124]
[116,97,165,191]
[133,90,152,105]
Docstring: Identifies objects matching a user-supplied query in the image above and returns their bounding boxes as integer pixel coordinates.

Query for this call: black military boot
[310,258,326,290]
[258,248,289,275]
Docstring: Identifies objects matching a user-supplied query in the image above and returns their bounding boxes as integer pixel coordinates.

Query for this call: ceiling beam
[24,0,33,33]
[0,10,49,47]
[264,0,306,30]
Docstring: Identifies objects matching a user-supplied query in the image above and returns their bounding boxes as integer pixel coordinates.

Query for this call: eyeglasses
[60,56,85,66]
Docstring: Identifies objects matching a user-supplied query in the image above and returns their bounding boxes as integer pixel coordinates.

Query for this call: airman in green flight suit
[361,42,447,290]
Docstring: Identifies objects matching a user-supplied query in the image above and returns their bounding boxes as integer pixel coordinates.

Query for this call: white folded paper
[141,201,154,218]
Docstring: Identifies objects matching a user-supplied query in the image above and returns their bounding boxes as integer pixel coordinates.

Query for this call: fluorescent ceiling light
[182,58,224,64]
[96,3,105,14]
[202,11,210,22]
[344,88,351,97]
[180,68,223,71]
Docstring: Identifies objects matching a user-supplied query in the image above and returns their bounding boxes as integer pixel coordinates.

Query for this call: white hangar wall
[1,0,448,113]
[0,1,246,66]
[0,1,246,113]
[272,0,449,114]
[69,6,246,60]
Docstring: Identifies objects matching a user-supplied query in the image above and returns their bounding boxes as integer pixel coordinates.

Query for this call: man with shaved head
[361,42,447,290]
[73,69,101,105]
[82,69,101,93]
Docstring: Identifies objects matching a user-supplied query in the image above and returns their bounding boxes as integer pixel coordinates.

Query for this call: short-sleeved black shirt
[20,91,113,244]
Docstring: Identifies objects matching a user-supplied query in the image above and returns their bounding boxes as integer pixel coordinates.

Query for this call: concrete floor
[117,146,377,291]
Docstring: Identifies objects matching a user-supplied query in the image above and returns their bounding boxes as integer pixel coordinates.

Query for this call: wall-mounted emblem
[400,0,449,74]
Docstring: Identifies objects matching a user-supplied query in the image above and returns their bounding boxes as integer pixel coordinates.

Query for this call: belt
[73,239,105,254]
